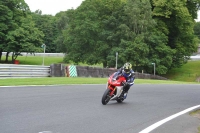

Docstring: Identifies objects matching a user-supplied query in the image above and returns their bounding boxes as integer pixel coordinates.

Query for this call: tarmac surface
[0,84,200,133]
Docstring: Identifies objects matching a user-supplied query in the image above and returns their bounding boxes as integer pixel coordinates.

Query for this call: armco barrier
[0,64,50,78]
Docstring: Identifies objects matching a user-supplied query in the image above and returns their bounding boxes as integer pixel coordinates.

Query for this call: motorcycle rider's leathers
[114,67,135,93]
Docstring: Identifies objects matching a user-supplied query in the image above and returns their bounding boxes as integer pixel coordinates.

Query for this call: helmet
[123,62,132,73]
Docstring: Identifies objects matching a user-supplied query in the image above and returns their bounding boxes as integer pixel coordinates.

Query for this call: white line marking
[38,131,52,133]
[139,105,200,133]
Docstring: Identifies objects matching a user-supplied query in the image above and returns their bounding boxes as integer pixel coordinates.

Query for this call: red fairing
[102,72,128,105]
[107,73,126,96]
[108,73,126,87]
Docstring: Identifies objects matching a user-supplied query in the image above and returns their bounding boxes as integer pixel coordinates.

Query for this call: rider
[114,62,135,98]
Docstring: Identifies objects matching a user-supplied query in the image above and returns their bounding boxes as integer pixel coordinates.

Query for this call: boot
[123,92,128,99]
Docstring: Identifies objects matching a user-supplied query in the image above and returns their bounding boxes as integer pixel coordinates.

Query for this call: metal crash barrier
[0,64,168,80]
[0,64,50,78]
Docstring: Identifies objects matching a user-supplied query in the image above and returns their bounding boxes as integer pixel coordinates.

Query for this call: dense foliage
[0,0,44,62]
[0,0,200,74]
[63,0,199,74]
[194,21,200,41]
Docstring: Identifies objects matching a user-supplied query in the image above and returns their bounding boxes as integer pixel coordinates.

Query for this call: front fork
[107,84,116,96]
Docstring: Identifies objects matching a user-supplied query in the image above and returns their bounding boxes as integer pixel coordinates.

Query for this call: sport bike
[101,72,127,105]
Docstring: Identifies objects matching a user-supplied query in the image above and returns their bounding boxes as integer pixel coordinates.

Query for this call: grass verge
[190,109,200,133]
[1,56,63,66]
[163,60,200,82]
[1,55,103,67]
[0,78,199,86]
[190,109,200,116]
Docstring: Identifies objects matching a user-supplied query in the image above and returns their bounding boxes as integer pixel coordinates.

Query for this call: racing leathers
[114,67,135,93]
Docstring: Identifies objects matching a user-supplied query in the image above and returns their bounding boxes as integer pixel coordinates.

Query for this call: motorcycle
[101,72,127,105]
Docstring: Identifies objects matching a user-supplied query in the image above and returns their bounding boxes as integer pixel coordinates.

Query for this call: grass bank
[1,55,103,67]
[190,109,200,133]
[0,77,199,86]
[163,60,200,82]
[1,56,63,66]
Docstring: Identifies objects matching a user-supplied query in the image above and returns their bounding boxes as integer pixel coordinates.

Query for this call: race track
[0,84,200,133]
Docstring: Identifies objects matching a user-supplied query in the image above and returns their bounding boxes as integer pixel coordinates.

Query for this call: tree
[144,28,175,74]
[0,3,13,61]
[54,9,75,52]
[0,0,31,62]
[31,13,58,53]
[105,0,173,74]
[186,0,200,20]
[6,15,44,61]
[118,0,152,70]
[0,0,44,63]
[152,0,199,68]
[56,0,199,75]
[194,22,200,40]
[63,0,125,67]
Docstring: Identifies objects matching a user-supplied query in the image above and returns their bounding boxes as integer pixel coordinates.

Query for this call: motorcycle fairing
[110,86,123,100]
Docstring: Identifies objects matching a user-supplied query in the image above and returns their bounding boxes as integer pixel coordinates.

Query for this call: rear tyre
[101,89,111,105]
[116,98,124,103]
[116,92,125,103]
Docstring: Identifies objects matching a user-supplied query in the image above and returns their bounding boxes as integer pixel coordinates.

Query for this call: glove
[118,73,122,76]
[115,74,122,80]
[127,79,131,82]
[113,76,119,81]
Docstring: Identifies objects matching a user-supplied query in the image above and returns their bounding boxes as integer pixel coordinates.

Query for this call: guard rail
[0,64,50,78]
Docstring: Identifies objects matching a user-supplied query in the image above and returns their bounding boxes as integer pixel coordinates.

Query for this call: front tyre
[101,89,111,105]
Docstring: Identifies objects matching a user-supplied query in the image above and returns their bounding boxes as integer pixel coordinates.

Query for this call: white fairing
[110,86,123,100]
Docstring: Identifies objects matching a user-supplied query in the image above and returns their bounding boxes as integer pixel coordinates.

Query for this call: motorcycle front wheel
[101,89,111,105]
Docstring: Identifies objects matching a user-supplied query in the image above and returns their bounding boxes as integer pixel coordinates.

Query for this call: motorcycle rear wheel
[116,92,125,103]
[116,98,124,103]
[101,89,111,105]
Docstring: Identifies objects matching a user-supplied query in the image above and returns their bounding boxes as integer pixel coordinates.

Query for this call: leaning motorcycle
[101,72,127,105]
